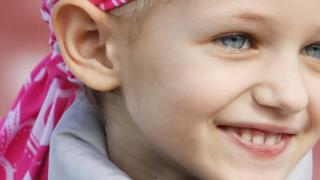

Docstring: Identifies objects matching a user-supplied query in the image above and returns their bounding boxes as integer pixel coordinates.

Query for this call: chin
[200,166,289,180]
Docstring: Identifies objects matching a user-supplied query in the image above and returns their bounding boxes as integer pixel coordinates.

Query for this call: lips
[217,123,297,158]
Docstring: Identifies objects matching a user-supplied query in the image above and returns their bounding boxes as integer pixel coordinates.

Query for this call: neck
[102,90,196,180]
[106,125,195,180]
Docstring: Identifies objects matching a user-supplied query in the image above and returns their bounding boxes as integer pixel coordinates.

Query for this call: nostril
[275,95,309,115]
[252,84,309,116]
[270,107,291,116]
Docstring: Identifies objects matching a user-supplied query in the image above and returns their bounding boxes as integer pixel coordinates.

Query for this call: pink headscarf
[0,0,131,179]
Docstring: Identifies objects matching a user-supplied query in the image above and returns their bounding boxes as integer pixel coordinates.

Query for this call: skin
[52,0,320,179]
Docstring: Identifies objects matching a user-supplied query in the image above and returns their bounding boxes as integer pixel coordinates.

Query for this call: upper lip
[216,122,299,135]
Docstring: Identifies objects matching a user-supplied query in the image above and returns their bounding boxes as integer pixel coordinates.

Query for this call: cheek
[309,99,320,136]
[120,47,262,146]
[156,59,262,122]
[305,74,320,135]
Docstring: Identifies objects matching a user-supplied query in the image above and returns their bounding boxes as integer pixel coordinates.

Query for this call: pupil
[232,37,239,42]
[312,46,319,51]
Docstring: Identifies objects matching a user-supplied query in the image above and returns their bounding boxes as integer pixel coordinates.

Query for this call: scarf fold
[0,0,131,179]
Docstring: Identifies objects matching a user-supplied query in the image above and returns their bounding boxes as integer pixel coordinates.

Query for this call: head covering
[0,0,132,179]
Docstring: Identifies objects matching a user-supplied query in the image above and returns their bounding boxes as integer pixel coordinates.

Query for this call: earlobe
[51,0,120,91]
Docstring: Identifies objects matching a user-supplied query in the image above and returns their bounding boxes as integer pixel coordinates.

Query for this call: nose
[252,55,309,115]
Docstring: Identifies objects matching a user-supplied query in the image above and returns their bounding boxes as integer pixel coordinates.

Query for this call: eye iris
[305,44,320,58]
[221,35,247,49]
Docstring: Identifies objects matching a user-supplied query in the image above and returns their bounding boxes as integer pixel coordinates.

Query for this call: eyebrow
[229,11,280,25]
[190,9,282,36]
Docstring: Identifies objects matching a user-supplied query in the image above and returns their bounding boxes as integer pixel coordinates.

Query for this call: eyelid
[214,32,249,39]
[217,32,255,42]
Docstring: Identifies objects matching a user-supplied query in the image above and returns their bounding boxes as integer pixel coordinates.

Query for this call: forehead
[171,0,320,12]
[140,0,320,41]
[166,0,320,24]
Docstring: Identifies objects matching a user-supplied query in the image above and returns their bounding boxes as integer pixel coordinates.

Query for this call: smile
[218,125,295,158]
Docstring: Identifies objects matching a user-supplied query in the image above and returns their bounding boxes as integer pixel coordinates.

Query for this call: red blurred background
[0,1,50,117]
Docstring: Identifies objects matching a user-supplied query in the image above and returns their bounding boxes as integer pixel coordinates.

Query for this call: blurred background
[0,1,50,117]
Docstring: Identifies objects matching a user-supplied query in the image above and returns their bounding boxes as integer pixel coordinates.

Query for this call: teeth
[240,129,252,143]
[221,126,284,146]
[252,131,265,145]
[276,134,282,143]
[226,127,238,133]
[265,134,277,146]
[238,129,282,146]
[224,127,238,136]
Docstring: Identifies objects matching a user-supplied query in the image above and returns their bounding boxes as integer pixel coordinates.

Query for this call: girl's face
[116,0,320,179]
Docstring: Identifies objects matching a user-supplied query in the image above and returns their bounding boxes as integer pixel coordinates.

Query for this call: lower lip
[218,127,292,158]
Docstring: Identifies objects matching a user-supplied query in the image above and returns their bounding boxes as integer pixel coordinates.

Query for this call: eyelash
[213,33,320,60]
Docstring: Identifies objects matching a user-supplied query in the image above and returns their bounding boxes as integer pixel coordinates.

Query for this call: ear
[51,0,120,91]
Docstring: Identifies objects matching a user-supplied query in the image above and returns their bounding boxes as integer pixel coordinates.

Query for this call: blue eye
[217,34,251,50]
[304,44,320,59]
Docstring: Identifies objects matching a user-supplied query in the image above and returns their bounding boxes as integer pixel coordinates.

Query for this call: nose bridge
[253,53,309,114]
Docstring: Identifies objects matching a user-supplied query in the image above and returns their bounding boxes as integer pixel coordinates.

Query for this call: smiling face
[110,0,320,179]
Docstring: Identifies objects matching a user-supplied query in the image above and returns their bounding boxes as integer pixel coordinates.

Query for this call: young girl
[1,0,320,179]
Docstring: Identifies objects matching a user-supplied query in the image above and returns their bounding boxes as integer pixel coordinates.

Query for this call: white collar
[49,92,131,180]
